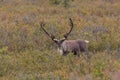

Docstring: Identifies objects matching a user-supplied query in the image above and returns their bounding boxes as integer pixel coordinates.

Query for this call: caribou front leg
[63,51,69,56]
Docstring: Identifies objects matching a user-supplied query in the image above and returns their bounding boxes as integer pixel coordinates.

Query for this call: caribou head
[41,18,89,57]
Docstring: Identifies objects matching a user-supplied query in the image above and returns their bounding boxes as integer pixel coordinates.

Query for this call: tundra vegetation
[0,0,120,80]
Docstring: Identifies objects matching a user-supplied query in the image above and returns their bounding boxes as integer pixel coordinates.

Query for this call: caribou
[41,18,90,57]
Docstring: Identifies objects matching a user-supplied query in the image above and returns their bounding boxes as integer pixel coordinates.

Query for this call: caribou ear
[53,39,58,43]
[61,38,66,43]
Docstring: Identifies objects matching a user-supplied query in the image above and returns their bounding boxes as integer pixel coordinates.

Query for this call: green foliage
[0,47,8,54]
[0,50,119,80]
[51,0,61,5]
[50,0,73,8]
[63,0,70,8]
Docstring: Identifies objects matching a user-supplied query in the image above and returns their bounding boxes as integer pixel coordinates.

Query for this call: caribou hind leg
[73,50,77,55]
[76,49,81,57]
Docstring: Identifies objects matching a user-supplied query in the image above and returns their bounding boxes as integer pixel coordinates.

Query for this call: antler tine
[41,22,55,40]
[64,18,73,38]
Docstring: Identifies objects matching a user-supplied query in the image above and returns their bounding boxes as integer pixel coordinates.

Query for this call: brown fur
[57,39,89,57]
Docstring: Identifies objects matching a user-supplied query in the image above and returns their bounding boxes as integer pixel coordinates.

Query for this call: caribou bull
[41,18,89,57]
